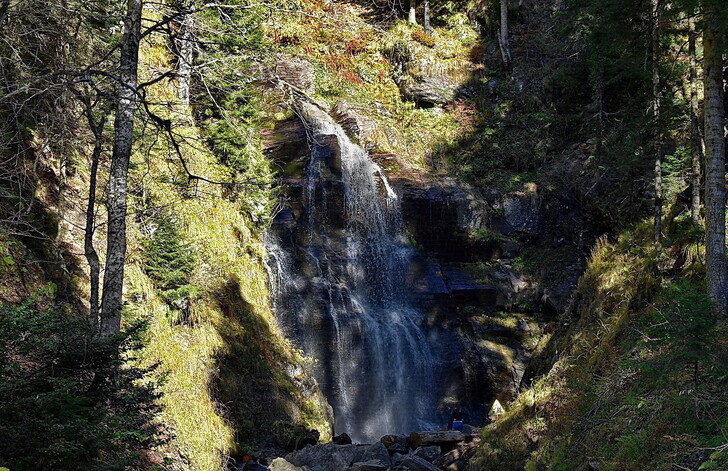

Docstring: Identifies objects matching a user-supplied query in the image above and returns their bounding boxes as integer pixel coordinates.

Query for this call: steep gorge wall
[261,88,592,438]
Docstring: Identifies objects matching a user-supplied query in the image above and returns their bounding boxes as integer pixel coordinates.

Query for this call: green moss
[109,8,333,468]
[470,224,727,471]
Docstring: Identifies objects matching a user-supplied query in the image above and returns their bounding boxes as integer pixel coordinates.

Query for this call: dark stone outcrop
[262,118,309,165]
[333,433,353,445]
[285,443,357,471]
[274,55,315,93]
[331,100,378,145]
[398,71,463,106]
[391,455,440,471]
[386,42,479,107]
[413,445,442,462]
[272,422,320,451]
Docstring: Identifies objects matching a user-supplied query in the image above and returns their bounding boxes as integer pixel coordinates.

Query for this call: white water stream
[265,102,442,442]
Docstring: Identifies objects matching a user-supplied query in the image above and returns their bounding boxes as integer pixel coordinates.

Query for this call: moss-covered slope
[470,220,728,471]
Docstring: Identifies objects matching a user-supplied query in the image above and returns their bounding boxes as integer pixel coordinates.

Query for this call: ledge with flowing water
[265,100,450,443]
[262,97,561,445]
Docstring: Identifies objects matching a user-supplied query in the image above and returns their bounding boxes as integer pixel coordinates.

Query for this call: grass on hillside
[109,5,333,469]
[261,1,485,171]
[470,219,728,471]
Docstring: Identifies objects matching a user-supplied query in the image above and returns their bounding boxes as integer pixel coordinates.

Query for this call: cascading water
[265,102,445,443]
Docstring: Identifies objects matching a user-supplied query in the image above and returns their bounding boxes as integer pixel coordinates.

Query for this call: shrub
[0,300,162,471]
[141,215,199,322]
[412,29,436,47]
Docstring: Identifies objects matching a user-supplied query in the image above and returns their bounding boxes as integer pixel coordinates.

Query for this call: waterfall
[265,102,443,443]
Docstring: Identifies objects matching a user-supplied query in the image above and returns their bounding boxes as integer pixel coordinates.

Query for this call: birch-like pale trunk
[499,0,512,70]
[100,0,142,336]
[176,1,194,108]
[424,0,432,34]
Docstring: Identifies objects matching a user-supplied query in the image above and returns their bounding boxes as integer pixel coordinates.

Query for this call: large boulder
[274,55,315,93]
[285,443,357,471]
[391,455,440,471]
[380,434,409,454]
[413,445,442,462]
[387,42,477,106]
[399,69,461,106]
[416,430,465,447]
[332,433,353,445]
[351,460,389,471]
[353,442,390,464]
[269,457,309,471]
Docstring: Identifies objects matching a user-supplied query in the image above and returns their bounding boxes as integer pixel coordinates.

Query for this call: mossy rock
[272,421,320,451]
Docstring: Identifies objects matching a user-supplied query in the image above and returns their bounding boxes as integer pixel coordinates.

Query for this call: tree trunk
[409,0,417,25]
[100,0,142,336]
[176,1,194,108]
[498,0,512,70]
[77,91,107,331]
[423,0,432,34]
[689,15,703,225]
[703,5,727,316]
[652,0,662,242]
[0,0,10,32]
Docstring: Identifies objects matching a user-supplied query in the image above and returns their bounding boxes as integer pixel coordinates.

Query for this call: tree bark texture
[498,0,512,70]
[176,1,194,108]
[100,0,142,336]
[424,0,432,34]
[689,16,703,225]
[82,97,106,331]
[652,0,662,242]
[703,6,727,316]
[409,0,417,25]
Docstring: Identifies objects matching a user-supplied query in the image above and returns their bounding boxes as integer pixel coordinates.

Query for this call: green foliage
[141,215,198,319]
[646,280,716,366]
[471,229,727,471]
[0,300,162,471]
[192,0,275,223]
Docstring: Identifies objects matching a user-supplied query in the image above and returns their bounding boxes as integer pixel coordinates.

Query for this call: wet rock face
[501,191,547,236]
[263,104,588,439]
[331,100,378,146]
[388,175,589,414]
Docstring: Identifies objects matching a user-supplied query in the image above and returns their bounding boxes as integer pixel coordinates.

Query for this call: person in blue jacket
[448,405,465,431]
